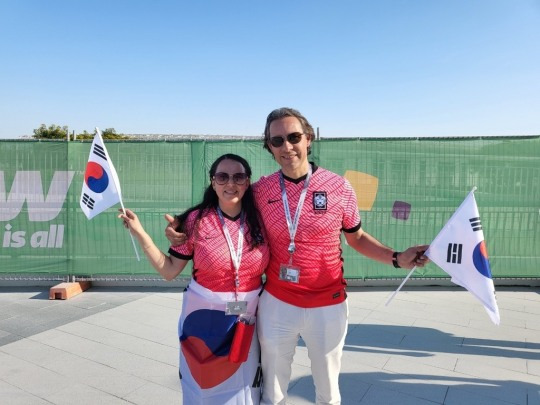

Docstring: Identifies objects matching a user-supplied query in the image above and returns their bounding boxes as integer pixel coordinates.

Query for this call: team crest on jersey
[313,191,327,211]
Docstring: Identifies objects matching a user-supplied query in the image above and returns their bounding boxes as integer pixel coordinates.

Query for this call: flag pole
[119,200,141,262]
[385,266,416,306]
[92,127,140,262]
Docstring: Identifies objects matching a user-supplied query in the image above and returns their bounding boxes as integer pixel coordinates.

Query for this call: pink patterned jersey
[169,208,269,292]
[253,164,361,308]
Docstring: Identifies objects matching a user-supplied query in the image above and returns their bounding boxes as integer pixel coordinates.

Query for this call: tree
[33,124,69,139]
[75,130,94,140]
[32,124,130,140]
[100,128,129,140]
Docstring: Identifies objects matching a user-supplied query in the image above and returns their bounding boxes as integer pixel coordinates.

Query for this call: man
[166,107,429,405]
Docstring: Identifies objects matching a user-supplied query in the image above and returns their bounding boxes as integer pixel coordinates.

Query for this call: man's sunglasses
[213,172,249,185]
[269,132,304,148]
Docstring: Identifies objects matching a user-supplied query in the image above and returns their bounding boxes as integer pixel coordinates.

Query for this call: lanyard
[216,207,245,300]
[279,164,312,259]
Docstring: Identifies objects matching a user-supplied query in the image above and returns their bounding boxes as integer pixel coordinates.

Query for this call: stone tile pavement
[0,285,539,404]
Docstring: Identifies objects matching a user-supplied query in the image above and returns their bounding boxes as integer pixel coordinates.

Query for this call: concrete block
[49,282,92,300]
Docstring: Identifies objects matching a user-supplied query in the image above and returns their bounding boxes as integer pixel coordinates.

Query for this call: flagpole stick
[118,201,141,262]
[385,266,417,306]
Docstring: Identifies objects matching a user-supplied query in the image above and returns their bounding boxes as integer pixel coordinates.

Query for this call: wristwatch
[392,251,401,268]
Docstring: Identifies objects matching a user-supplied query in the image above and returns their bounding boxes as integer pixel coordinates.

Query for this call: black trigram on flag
[469,217,482,232]
[447,243,462,264]
[81,193,95,210]
[93,144,107,160]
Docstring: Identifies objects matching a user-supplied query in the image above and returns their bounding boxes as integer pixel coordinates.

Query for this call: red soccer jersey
[253,164,361,308]
[169,208,270,292]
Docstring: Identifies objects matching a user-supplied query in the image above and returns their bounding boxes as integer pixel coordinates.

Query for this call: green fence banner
[1,136,539,280]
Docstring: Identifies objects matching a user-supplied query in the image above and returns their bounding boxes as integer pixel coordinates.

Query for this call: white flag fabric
[425,188,500,325]
[80,128,122,219]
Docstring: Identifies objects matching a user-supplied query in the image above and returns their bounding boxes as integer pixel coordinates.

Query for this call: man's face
[268,116,311,176]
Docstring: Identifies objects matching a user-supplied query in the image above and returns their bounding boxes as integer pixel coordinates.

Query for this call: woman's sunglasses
[213,172,248,185]
[269,132,304,148]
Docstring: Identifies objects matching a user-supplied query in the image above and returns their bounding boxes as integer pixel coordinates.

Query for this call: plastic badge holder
[229,315,255,363]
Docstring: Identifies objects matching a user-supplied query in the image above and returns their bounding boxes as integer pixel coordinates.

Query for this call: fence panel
[1,136,538,279]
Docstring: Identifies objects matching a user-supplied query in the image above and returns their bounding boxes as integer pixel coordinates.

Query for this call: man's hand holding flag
[387,187,500,325]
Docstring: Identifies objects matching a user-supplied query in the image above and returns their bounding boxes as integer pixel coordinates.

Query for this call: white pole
[118,200,141,262]
[385,266,416,306]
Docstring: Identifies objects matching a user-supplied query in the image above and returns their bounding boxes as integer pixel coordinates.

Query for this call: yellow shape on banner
[344,170,379,211]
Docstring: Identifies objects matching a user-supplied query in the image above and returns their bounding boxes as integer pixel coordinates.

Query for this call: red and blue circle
[84,162,109,193]
[472,241,492,278]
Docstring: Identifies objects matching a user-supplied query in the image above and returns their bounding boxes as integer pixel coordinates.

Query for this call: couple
[119,107,429,405]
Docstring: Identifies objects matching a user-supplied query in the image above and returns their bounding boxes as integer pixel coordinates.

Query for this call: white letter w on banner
[0,171,75,221]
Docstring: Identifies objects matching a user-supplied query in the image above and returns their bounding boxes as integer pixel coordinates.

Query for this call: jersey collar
[282,162,318,184]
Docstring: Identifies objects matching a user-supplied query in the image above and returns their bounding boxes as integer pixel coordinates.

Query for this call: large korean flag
[179,280,261,403]
[426,188,500,325]
[80,129,122,219]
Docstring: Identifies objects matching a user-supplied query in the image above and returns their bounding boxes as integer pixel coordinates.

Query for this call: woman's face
[211,159,250,208]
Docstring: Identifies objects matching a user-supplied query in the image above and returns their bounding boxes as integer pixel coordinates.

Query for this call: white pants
[257,290,348,405]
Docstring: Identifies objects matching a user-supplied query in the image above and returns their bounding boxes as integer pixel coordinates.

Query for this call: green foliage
[75,130,94,140]
[32,124,130,140]
[33,124,69,139]
[100,128,129,140]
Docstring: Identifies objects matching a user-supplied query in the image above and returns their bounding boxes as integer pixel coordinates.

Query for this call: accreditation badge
[279,263,300,283]
[225,300,248,315]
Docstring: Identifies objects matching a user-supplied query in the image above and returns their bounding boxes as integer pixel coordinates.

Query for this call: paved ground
[0,285,539,404]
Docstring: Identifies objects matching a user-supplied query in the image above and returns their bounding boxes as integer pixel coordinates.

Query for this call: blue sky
[1,0,539,139]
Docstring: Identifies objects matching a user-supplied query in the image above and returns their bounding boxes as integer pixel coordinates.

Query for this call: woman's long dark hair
[176,154,264,248]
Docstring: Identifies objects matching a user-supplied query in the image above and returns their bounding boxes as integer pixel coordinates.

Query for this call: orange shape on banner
[344,170,379,211]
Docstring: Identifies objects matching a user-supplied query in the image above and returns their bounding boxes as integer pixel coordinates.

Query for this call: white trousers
[257,290,348,405]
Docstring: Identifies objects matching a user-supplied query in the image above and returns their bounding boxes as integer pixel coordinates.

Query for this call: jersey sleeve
[342,178,362,233]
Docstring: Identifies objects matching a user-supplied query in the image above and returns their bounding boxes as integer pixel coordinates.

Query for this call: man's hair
[263,107,315,155]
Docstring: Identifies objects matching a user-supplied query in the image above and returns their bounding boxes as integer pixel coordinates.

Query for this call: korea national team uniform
[169,208,269,405]
[253,164,361,404]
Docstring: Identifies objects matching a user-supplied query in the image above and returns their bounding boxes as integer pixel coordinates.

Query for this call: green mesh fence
[1,136,538,279]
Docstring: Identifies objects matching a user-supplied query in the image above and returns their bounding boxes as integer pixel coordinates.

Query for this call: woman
[119,153,269,404]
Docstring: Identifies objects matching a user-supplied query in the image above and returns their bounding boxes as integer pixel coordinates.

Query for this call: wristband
[392,251,401,268]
